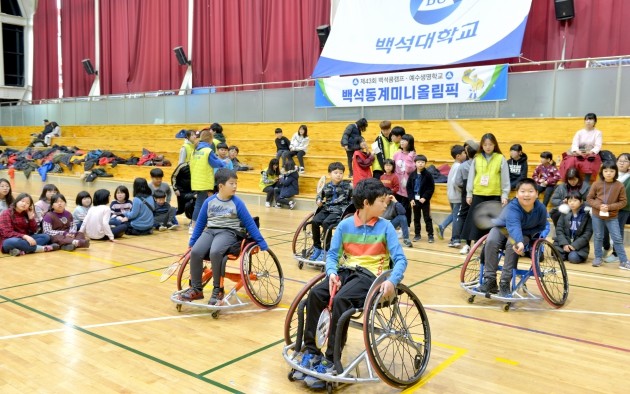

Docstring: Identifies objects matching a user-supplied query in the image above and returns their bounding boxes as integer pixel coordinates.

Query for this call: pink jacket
[532,164,561,186]
[393,150,416,198]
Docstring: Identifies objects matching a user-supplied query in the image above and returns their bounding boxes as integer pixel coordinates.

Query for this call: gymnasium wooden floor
[0,176,628,393]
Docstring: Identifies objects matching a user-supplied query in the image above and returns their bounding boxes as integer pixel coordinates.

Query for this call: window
[0,0,22,17]
[3,23,24,86]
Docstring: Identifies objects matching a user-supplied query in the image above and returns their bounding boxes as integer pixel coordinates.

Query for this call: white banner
[313,0,532,77]
[315,64,508,107]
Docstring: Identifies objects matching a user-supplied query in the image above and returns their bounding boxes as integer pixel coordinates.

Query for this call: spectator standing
[371,120,392,179]
[341,118,368,178]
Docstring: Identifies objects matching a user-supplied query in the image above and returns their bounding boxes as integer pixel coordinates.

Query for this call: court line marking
[496,357,519,366]
[402,341,468,392]
[427,304,630,317]
[0,293,243,394]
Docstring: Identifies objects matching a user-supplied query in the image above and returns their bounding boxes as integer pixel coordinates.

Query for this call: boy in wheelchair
[292,178,408,389]
[177,168,268,305]
[309,162,353,261]
[479,178,548,296]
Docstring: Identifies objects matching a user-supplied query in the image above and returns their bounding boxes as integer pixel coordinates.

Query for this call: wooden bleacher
[2,118,629,211]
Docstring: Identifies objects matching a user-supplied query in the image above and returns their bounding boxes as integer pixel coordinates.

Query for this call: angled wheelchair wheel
[460,234,488,286]
[532,239,569,307]
[176,252,212,291]
[292,212,315,258]
[241,243,284,309]
[363,282,431,388]
[284,273,327,348]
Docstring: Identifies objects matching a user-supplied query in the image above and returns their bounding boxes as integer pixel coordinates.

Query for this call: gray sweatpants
[190,228,239,289]
[483,227,532,283]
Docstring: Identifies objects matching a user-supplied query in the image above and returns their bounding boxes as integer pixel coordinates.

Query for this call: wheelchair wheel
[176,252,212,291]
[292,212,315,258]
[241,243,284,309]
[363,280,431,388]
[284,273,327,347]
[531,239,569,307]
[460,234,488,286]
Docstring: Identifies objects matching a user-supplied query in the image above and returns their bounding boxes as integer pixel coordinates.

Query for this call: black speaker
[316,25,331,50]
[82,59,97,75]
[173,46,190,66]
[554,0,575,21]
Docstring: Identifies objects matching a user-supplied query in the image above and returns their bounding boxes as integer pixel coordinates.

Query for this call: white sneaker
[289,201,296,210]
[299,167,305,174]
[158,225,167,232]
[265,202,271,208]
[188,223,194,235]
[459,245,470,255]
[396,229,403,239]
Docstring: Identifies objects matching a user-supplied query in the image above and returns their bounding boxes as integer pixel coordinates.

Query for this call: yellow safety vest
[473,153,503,196]
[190,147,215,191]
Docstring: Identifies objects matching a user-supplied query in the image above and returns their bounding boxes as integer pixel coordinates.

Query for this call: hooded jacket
[507,153,528,189]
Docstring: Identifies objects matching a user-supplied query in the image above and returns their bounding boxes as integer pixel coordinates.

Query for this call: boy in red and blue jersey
[291,178,408,389]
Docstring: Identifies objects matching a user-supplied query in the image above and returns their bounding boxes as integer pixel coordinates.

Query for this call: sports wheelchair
[168,221,284,318]
[460,231,569,312]
[282,271,431,392]
[292,204,356,270]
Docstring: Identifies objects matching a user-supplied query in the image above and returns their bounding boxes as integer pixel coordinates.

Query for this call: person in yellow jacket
[371,120,392,179]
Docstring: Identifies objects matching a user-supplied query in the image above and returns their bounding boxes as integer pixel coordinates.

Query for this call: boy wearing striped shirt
[291,178,408,389]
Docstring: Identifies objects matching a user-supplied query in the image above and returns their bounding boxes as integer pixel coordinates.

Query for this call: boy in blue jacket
[479,178,548,296]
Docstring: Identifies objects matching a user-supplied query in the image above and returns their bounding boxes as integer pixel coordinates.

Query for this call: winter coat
[278,170,299,199]
[553,206,592,261]
[340,123,362,151]
[507,153,528,189]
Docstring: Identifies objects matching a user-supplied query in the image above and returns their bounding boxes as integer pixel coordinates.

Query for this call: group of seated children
[0,168,185,257]
[259,157,299,209]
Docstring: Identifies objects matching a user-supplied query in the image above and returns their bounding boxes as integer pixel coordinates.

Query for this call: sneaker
[396,229,403,239]
[60,244,76,251]
[498,281,511,297]
[9,248,24,257]
[592,258,602,267]
[291,352,321,381]
[178,287,204,301]
[604,255,620,263]
[167,224,179,230]
[428,236,435,243]
[289,201,296,210]
[44,243,60,252]
[619,261,630,271]
[299,167,305,174]
[436,225,444,240]
[265,202,271,208]
[413,235,421,242]
[449,241,461,248]
[459,244,470,255]
[309,247,322,261]
[158,225,167,232]
[274,203,282,209]
[403,239,413,247]
[304,358,335,389]
[208,287,225,305]
[478,277,498,294]
[188,223,194,235]
[602,249,611,258]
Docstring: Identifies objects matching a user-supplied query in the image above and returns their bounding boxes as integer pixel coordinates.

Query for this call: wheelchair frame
[282,271,431,392]
[170,240,284,318]
[292,204,356,270]
[460,233,569,311]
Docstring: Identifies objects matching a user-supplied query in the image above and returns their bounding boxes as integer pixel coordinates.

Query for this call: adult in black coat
[340,118,368,177]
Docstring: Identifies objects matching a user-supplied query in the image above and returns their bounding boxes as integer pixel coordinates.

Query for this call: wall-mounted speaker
[173,46,190,66]
[554,0,575,21]
[82,59,97,75]
[316,25,331,50]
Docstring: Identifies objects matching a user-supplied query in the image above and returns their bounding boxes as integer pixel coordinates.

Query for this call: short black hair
[356,118,368,130]
[390,126,406,137]
[114,185,130,201]
[210,122,223,134]
[229,145,239,153]
[353,178,389,209]
[275,127,283,134]
[39,184,60,201]
[450,145,465,159]
[515,178,537,191]
[75,191,91,206]
[599,160,618,180]
[50,193,67,206]
[92,189,110,206]
[584,112,597,124]
[217,142,228,150]
[132,177,152,197]
[414,154,428,162]
[215,168,238,185]
[153,189,167,199]
[566,190,584,202]
[328,161,345,173]
[150,168,164,178]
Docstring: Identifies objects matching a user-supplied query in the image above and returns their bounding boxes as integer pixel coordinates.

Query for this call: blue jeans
[592,216,628,262]
[390,214,410,240]
[192,190,212,221]
[2,234,51,254]
[439,203,460,240]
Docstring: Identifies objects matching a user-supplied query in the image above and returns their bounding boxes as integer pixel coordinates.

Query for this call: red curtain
[510,0,630,70]
[60,0,95,98]
[192,0,330,88]
[99,0,188,95]
[32,0,60,101]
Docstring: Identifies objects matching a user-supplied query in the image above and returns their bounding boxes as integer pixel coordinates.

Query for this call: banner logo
[411,0,462,25]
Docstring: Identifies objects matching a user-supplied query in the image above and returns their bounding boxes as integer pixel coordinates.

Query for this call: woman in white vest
[459,133,510,254]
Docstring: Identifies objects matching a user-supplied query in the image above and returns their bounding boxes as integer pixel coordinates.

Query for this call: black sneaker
[498,281,511,297]
[478,278,498,294]
[428,236,435,243]
[413,235,421,242]
[209,287,225,305]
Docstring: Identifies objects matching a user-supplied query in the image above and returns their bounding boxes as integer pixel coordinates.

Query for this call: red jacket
[0,208,38,250]
[352,150,375,187]
[380,172,400,194]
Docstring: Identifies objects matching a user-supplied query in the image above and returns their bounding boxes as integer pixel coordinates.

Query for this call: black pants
[312,210,342,250]
[461,195,501,243]
[536,185,555,207]
[412,200,433,237]
[395,194,412,225]
[284,150,306,169]
[303,267,375,360]
[262,185,276,203]
[452,182,470,242]
[345,150,356,176]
